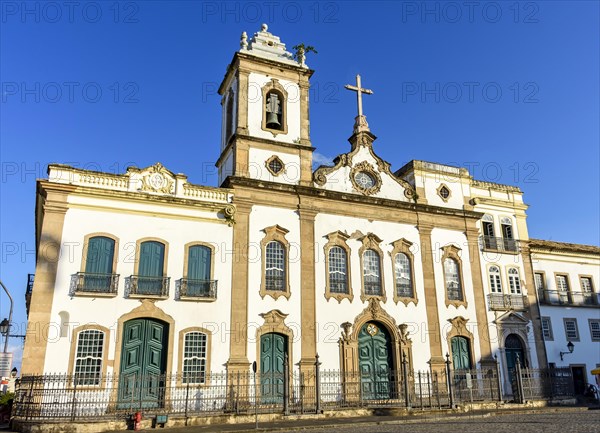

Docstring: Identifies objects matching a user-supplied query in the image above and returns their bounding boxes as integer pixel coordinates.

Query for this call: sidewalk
[110,406,592,433]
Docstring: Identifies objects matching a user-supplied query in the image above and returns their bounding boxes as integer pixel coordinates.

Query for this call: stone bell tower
[216,24,314,187]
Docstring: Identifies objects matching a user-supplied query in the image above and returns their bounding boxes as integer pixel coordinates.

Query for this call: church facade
[21,26,598,398]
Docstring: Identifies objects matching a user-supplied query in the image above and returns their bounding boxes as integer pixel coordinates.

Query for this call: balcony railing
[538,289,599,307]
[128,275,170,297]
[487,293,528,311]
[480,236,520,253]
[25,273,35,316]
[265,275,285,291]
[178,278,217,300]
[72,272,119,295]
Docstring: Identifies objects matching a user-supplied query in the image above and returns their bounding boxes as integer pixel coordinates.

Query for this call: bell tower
[216,24,314,186]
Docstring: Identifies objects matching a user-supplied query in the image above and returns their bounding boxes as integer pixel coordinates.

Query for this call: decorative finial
[261,23,268,32]
[240,31,248,50]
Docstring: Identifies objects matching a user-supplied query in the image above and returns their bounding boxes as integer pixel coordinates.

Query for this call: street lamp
[560,341,575,361]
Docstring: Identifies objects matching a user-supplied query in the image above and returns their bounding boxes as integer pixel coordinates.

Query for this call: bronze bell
[266,112,281,128]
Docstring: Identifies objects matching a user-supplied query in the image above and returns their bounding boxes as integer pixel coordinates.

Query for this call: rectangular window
[183,332,207,384]
[589,320,600,342]
[541,317,553,341]
[556,275,569,291]
[563,318,579,341]
[534,273,545,291]
[74,330,104,386]
[580,277,593,292]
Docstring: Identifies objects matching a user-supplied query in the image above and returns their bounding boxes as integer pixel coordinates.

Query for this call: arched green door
[118,318,168,409]
[505,334,525,381]
[260,333,287,403]
[451,336,472,370]
[358,322,393,399]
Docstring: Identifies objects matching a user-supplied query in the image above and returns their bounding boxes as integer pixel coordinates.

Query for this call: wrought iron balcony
[487,293,528,311]
[178,278,217,300]
[480,235,520,253]
[265,275,285,291]
[538,289,599,307]
[25,273,35,316]
[72,272,119,295]
[128,275,170,297]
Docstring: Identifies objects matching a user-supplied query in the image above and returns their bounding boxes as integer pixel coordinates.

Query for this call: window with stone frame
[394,253,413,298]
[73,329,104,386]
[363,250,382,296]
[507,268,522,294]
[589,320,600,342]
[444,258,462,301]
[328,246,349,294]
[488,265,502,293]
[563,318,579,342]
[260,225,290,300]
[182,331,207,384]
[541,317,553,341]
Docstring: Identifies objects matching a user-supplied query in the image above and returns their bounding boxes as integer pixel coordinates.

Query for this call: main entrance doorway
[260,332,287,403]
[505,334,525,382]
[358,322,393,400]
[571,366,586,395]
[118,318,168,409]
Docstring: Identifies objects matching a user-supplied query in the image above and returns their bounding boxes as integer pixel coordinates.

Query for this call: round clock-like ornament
[148,173,166,190]
[354,171,376,190]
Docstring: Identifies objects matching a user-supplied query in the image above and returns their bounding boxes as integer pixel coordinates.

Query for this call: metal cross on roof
[345,74,373,118]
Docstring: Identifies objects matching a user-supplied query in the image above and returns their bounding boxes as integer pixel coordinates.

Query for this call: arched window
[488,265,502,293]
[394,253,413,298]
[482,214,497,250]
[265,241,285,291]
[224,89,235,144]
[182,331,207,384]
[507,268,522,294]
[265,90,284,131]
[74,329,104,385]
[363,249,382,296]
[328,246,348,294]
[80,235,116,293]
[444,258,463,301]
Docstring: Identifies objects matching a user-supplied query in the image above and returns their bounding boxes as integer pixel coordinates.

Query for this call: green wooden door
[451,337,472,370]
[505,334,525,382]
[260,333,286,403]
[118,318,168,409]
[84,236,114,291]
[358,322,393,400]
[138,241,165,294]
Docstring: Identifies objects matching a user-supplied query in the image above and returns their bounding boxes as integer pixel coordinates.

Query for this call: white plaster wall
[248,148,301,185]
[421,173,465,210]
[313,213,432,371]
[44,205,234,374]
[247,73,301,144]
[430,228,483,365]
[246,206,302,366]
[322,147,410,203]
[533,252,600,384]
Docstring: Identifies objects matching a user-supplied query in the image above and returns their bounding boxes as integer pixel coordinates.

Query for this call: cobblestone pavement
[298,412,600,433]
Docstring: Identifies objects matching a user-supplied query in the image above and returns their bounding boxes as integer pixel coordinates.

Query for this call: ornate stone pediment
[133,163,176,195]
[312,131,416,201]
[494,311,530,325]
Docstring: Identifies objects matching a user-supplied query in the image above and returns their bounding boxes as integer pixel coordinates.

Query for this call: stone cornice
[529,239,600,256]
[226,176,484,221]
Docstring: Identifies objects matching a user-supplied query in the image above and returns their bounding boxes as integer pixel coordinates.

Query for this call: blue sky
[1,1,599,369]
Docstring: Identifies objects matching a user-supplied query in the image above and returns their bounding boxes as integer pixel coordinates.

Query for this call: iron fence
[13,360,573,423]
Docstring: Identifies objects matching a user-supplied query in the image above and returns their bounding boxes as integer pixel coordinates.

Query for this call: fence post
[515,355,524,404]
[495,355,503,402]
[70,374,78,422]
[315,354,322,414]
[283,352,289,415]
[184,381,190,426]
[445,353,454,409]
[402,352,410,409]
